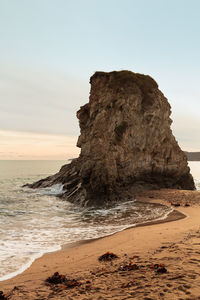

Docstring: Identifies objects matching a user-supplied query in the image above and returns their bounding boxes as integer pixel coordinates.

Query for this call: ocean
[0,160,199,281]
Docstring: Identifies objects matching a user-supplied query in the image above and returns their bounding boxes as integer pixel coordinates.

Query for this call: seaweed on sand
[119,261,139,271]
[0,291,7,300]
[98,252,119,262]
[45,272,81,288]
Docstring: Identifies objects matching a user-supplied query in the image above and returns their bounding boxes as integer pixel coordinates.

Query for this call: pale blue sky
[0,0,200,158]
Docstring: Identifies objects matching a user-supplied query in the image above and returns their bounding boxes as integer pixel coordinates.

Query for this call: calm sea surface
[0,160,199,281]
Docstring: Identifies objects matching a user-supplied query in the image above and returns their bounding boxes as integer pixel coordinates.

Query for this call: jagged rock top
[28,70,195,206]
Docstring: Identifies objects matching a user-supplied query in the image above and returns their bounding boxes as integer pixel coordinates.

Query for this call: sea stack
[28,71,195,206]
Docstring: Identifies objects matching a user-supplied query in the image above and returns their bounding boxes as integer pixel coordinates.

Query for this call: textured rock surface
[27,71,195,206]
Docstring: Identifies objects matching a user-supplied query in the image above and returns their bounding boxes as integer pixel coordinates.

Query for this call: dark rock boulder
[27,71,195,206]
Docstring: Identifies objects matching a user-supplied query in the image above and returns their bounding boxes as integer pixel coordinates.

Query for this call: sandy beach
[1,189,200,299]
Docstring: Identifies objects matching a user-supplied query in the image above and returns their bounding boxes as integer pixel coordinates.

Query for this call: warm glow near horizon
[0,1,200,158]
[0,130,80,160]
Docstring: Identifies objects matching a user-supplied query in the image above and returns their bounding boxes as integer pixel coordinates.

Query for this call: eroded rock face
[28,71,195,206]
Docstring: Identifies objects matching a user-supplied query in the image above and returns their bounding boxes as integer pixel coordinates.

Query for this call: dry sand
[1,189,200,299]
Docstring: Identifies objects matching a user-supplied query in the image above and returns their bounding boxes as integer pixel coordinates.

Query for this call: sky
[0,0,200,159]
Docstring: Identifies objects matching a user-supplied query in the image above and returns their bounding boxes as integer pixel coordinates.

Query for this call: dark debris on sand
[98,251,119,262]
[119,261,139,271]
[45,259,168,292]
[46,272,66,284]
[3,252,170,299]
[149,263,167,274]
[46,272,81,289]
[171,202,190,207]
[156,267,167,274]
[0,291,7,300]
[171,203,181,207]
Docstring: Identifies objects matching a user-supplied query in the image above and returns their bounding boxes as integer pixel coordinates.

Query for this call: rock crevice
[27,71,195,206]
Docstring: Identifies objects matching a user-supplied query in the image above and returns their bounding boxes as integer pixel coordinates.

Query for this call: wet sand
[1,189,200,299]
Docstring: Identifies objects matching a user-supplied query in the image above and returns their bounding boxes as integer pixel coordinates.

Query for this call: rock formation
[27,71,195,206]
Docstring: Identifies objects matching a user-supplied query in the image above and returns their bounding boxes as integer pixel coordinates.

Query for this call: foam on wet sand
[1,189,200,299]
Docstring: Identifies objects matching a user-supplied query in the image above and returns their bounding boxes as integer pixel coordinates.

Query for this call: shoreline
[1,189,200,299]
[61,203,185,251]
[0,199,184,283]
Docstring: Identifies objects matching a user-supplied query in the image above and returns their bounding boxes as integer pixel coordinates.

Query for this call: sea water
[0,160,199,281]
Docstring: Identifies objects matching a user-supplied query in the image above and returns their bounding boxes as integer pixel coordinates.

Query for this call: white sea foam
[0,203,173,282]
[194,179,200,190]
[0,187,172,281]
[37,183,64,195]
[0,246,61,282]
[188,161,200,190]
[0,160,199,282]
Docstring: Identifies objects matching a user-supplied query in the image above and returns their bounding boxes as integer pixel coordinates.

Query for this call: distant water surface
[0,160,199,281]
[188,161,200,190]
